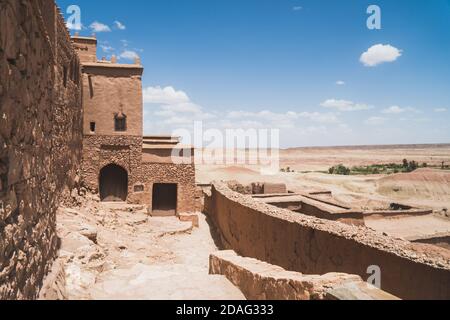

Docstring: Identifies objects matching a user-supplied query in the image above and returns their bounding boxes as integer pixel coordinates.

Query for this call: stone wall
[81,136,198,212]
[71,36,97,63]
[132,162,197,213]
[206,183,450,300]
[210,250,398,300]
[81,135,142,196]
[265,196,365,226]
[262,183,287,194]
[81,65,143,136]
[0,0,82,299]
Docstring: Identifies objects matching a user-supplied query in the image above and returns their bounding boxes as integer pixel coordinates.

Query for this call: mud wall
[81,66,143,137]
[132,163,197,213]
[81,135,142,197]
[0,0,82,299]
[81,136,197,213]
[207,183,450,300]
[267,199,365,226]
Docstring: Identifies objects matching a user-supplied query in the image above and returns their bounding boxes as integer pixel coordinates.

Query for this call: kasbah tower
[71,34,198,216]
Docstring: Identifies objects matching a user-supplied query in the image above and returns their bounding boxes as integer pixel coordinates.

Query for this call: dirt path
[56,198,244,300]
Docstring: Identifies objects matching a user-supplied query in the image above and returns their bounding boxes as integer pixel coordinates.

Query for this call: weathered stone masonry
[132,163,197,213]
[82,135,142,197]
[0,0,82,299]
[206,182,450,300]
[1,0,196,299]
[72,35,197,214]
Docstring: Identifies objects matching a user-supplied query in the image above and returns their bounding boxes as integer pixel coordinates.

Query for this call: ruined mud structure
[205,182,450,300]
[1,0,450,301]
[1,0,83,299]
[0,0,195,299]
[71,35,196,215]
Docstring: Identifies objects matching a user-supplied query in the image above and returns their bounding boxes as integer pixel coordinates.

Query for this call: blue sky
[57,0,450,147]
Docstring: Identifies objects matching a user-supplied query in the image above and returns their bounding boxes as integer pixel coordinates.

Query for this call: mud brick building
[0,0,195,299]
[2,0,450,302]
[0,0,83,299]
[72,36,196,216]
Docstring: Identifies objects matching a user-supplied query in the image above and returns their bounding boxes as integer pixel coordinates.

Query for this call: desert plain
[197,144,450,247]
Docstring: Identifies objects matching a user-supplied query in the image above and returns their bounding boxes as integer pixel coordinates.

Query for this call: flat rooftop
[365,215,450,241]
[142,144,193,150]
[82,62,143,69]
[259,194,353,214]
[142,136,194,150]
[71,35,97,42]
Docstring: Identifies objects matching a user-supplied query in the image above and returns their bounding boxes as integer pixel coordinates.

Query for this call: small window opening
[115,112,127,132]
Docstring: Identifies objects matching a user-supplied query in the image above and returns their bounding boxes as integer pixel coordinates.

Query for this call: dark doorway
[99,164,128,202]
[152,183,177,216]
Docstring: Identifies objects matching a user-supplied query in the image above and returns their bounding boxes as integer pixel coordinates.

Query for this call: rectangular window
[90,122,96,133]
[115,116,127,132]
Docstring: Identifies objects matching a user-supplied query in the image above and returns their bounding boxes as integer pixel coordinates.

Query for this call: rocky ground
[54,194,244,300]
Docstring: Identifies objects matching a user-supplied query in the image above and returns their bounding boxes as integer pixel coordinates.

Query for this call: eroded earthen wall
[81,135,142,196]
[207,183,450,300]
[132,163,197,213]
[81,68,143,136]
[0,0,82,299]
[71,37,97,63]
[82,135,196,212]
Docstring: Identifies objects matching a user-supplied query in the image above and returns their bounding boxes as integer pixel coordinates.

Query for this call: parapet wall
[206,183,450,300]
[210,250,398,300]
[0,0,83,299]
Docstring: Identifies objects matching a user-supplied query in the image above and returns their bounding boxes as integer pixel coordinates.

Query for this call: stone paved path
[57,199,245,300]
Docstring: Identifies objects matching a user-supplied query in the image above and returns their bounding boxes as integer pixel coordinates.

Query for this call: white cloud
[434,108,447,113]
[360,44,402,67]
[336,81,345,86]
[298,112,340,124]
[226,110,339,127]
[219,111,339,131]
[381,106,419,114]
[144,86,215,127]
[321,99,372,112]
[364,116,386,126]
[89,21,111,32]
[156,102,207,117]
[114,21,126,30]
[382,106,404,114]
[143,86,347,141]
[168,103,203,113]
[119,50,139,60]
[143,86,190,104]
[293,6,303,11]
[100,45,114,53]
[67,21,84,31]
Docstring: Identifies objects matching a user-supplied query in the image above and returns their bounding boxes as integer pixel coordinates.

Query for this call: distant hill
[284,143,450,151]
